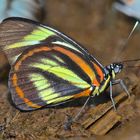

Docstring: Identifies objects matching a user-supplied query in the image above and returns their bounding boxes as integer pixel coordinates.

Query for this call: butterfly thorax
[92,63,123,96]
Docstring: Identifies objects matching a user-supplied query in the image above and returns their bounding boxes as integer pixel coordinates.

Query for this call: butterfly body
[0,17,123,111]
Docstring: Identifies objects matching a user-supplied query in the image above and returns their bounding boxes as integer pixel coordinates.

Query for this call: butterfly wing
[9,44,100,111]
[0,17,106,111]
[0,17,103,69]
[0,17,56,64]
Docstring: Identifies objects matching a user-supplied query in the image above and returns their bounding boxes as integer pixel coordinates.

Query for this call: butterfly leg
[112,79,130,97]
[109,81,116,111]
[64,96,91,130]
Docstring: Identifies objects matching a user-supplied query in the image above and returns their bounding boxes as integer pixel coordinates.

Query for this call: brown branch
[82,86,136,135]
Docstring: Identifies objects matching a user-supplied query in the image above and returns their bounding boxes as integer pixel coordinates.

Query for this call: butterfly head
[105,63,123,79]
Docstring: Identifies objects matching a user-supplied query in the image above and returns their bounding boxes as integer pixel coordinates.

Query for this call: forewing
[0,17,104,69]
[9,44,96,111]
[0,17,56,64]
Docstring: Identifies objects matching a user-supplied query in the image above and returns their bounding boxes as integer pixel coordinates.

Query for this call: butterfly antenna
[121,58,140,63]
[114,21,139,61]
[125,65,140,68]
[121,21,139,52]
[121,58,140,68]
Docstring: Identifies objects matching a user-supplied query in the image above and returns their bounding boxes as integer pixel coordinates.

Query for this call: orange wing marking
[73,88,91,98]
[93,62,104,83]
[54,46,99,86]
[12,46,51,108]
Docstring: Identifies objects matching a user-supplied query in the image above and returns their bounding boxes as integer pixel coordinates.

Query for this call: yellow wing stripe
[5,41,39,50]
[30,73,57,101]
[5,27,55,50]
[30,73,51,91]
[24,27,56,41]
[30,73,72,103]
[54,46,98,84]
[30,63,90,89]
[53,55,65,63]
[40,58,58,66]
[47,95,73,104]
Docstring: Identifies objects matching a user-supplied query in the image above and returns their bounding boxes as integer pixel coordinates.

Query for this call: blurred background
[0,0,140,140]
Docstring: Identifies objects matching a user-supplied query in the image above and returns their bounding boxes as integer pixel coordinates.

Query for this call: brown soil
[0,0,140,140]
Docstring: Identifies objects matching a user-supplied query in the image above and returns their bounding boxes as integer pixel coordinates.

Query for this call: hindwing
[9,44,101,111]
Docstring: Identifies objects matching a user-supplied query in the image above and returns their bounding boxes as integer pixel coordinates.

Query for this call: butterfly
[0,17,129,112]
